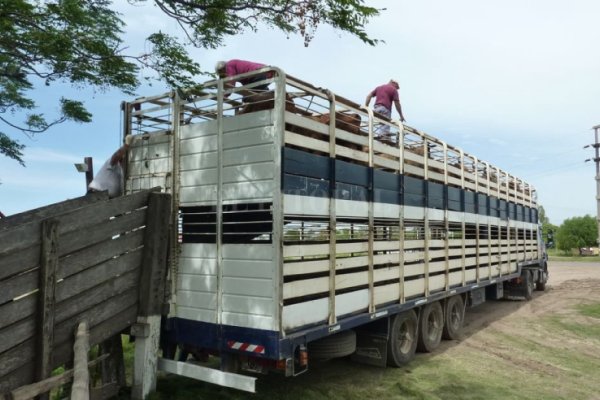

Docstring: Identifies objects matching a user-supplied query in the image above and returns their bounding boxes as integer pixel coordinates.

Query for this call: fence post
[71,321,90,400]
[132,192,171,400]
[99,334,126,389]
[36,218,59,400]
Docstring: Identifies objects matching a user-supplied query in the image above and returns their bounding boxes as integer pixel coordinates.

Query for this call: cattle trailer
[123,67,547,392]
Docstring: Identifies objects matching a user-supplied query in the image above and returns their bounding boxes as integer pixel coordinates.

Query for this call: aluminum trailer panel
[123,68,540,363]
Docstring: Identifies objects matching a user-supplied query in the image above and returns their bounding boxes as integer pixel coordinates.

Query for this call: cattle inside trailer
[122,67,547,392]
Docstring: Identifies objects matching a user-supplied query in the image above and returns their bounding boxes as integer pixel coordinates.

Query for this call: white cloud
[24,147,84,164]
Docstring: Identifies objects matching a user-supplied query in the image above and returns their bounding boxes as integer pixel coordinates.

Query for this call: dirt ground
[460,260,600,337]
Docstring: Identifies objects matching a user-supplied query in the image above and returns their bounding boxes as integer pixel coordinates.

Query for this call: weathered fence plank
[0,249,40,283]
[0,188,154,256]
[0,191,108,230]
[0,317,35,355]
[0,267,140,358]
[138,192,171,317]
[99,334,126,391]
[0,339,34,380]
[36,219,59,398]
[0,217,144,308]
[57,209,147,264]
[0,223,144,284]
[0,270,38,306]
[0,290,137,379]
[59,228,145,279]
[52,305,139,368]
[53,290,138,353]
[55,268,141,325]
[0,295,36,329]
[0,361,35,393]
[56,248,142,303]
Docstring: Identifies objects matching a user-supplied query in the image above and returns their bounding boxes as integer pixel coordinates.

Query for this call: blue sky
[1,0,599,225]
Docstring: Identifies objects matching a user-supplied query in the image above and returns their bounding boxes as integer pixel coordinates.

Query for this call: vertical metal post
[170,90,182,268]
[593,125,600,246]
[272,69,286,334]
[326,90,338,324]
[398,121,405,304]
[443,143,449,291]
[216,78,224,326]
[84,157,93,189]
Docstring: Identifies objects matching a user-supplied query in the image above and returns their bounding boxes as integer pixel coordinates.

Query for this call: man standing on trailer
[364,79,406,144]
[215,59,273,91]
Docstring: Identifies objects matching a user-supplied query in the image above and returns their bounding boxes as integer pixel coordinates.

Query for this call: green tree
[1,0,380,165]
[538,205,558,247]
[555,215,598,254]
[538,205,549,225]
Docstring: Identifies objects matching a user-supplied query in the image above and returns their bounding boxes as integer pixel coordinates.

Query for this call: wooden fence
[0,189,171,397]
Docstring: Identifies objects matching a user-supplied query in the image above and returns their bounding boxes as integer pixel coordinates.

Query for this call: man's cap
[215,61,226,72]
[390,79,399,87]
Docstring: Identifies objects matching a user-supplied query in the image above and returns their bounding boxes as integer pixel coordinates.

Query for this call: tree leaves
[145,32,204,88]
[1,0,380,165]
[556,215,598,254]
[0,133,25,166]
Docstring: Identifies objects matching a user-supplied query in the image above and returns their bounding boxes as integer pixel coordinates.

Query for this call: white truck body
[123,68,542,391]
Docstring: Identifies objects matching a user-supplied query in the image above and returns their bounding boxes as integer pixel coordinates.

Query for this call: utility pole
[586,125,600,246]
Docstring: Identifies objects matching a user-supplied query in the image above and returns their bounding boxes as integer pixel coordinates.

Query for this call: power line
[522,161,589,180]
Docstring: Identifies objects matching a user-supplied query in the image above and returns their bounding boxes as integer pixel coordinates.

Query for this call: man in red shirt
[365,79,406,144]
[215,59,273,91]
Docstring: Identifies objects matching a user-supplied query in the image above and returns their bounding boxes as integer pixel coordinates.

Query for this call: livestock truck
[122,67,548,392]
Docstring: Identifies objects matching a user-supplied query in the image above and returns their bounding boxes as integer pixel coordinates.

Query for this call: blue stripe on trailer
[282,147,538,223]
[165,318,280,358]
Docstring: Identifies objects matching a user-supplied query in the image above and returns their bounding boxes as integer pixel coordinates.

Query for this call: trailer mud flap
[351,333,388,367]
[469,287,486,307]
[485,282,504,300]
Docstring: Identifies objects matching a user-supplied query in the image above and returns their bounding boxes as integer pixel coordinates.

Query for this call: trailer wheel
[386,310,418,367]
[536,265,548,291]
[417,301,443,353]
[523,270,534,300]
[535,278,546,292]
[442,295,464,341]
[308,330,356,361]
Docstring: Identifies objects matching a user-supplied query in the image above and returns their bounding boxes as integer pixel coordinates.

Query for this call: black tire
[536,279,546,291]
[523,270,534,300]
[442,295,464,341]
[386,310,418,367]
[417,301,444,353]
[308,330,356,361]
[536,266,548,291]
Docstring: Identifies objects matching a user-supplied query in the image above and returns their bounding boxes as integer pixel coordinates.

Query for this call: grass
[547,248,600,262]
[543,302,600,342]
[576,303,600,319]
